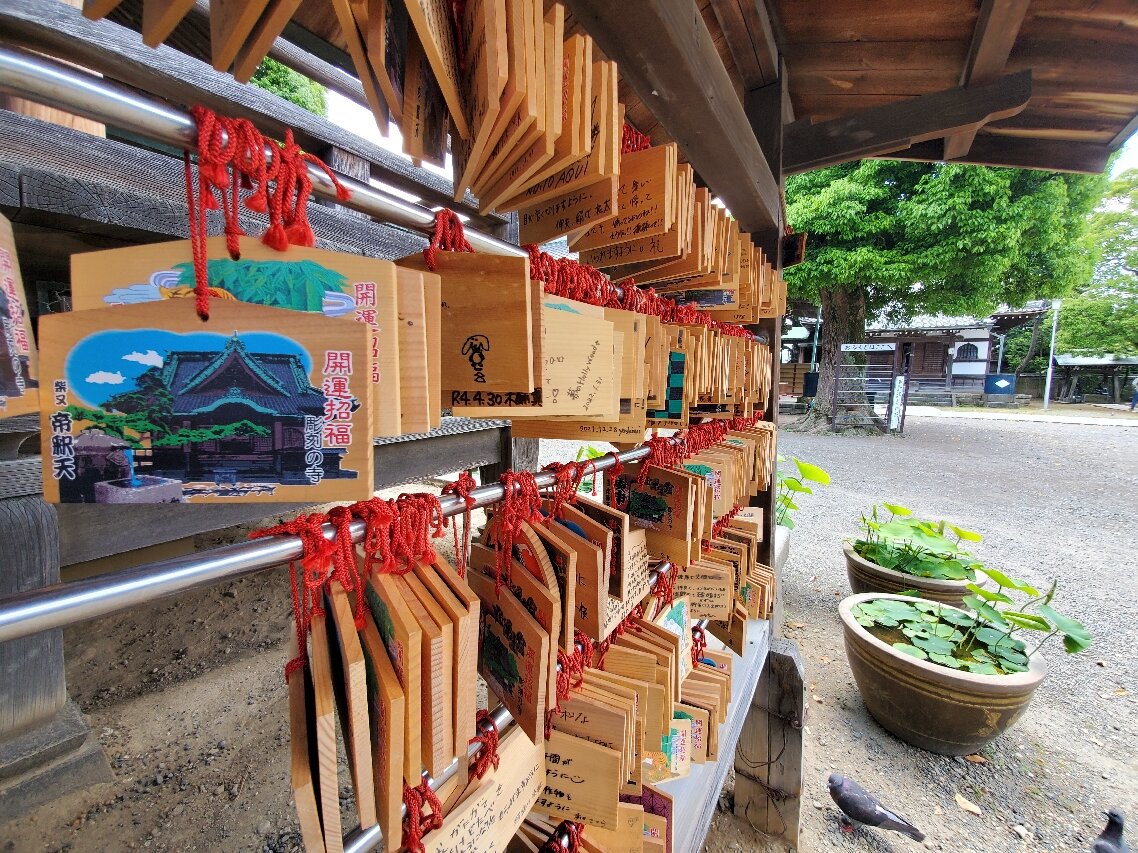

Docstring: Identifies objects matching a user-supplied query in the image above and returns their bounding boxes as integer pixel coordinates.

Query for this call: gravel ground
[704,415,1138,853]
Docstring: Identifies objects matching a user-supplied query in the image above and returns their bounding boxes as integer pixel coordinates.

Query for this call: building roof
[1054,354,1138,367]
[867,314,991,334]
[162,335,325,418]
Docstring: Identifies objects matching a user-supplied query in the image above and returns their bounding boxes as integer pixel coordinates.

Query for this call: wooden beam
[944,0,1030,159]
[709,0,779,88]
[1109,110,1138,149]
[744,59,786,260]
[563,0,780,233]
[783,70,1032,175]
[886,136,1111,174]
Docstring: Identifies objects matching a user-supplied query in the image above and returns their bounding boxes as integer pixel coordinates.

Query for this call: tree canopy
[251,59,327,116]
[785,160,1106,323]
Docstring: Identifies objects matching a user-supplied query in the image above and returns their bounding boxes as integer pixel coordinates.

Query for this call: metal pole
[1042,299,1061,410]
[0,45,524,258]
[0,444,652,643]
[995,333,1006,374]
[808,306,821,371]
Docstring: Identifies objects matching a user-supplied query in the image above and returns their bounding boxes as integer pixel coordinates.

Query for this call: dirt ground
[2,417,1136,853]
[704,415,1138,853]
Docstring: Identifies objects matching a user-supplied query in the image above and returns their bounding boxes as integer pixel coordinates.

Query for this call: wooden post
[732,638,805,850]
[0,419,111,822]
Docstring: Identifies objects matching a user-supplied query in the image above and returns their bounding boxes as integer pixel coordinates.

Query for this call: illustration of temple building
[147,334,356,483]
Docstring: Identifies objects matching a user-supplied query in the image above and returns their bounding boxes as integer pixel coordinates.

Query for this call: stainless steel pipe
[0,45,523,257]
[0,444,651,643]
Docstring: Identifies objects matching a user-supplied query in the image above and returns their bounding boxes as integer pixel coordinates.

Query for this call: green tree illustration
[174,259,350,312]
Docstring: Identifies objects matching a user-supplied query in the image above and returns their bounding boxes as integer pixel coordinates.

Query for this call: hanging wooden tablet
[527,521,576,653]
[674,704,709,764]
[514,59,619,244]
[583,670,644,793]
[210,0,272,72]
[70,236,401,437]
[326,584,379,831]
[0,214,39,418]
[414,557,479,766]
[424,724,543,853]
[473,0,544,194]
[401,26,450,167]
[709,600,748,656]
[395,572,455,776]
[535,729,621,830]
[478,7,570,212]
[651,596,692,687]
[395,267,431,433]
[550,692,629,779]
[401,0,471,139]
[396,253,534,395]
[362,0,408,123]
[423,270,442,428]
[82,0,123,18]
[287,633,327,853]
[39,300,372,504]
[607,462,695,568]
[331,0,393,133]
[448,0,507,199]
[582,802,644,853]
[308,610,345,853]
[467,569,550,744]
[232,0,306,82]
[365,572,423,782]
[469,542,559,716]
[141,0,195,48]
[543,506,606,641]
[358,604,406,853]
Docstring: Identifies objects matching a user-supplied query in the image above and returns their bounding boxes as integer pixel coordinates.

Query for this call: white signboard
[889,375,907,431]
[841,342,896,352]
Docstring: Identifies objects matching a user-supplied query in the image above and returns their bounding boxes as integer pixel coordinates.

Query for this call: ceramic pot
[839,593,1046,755]
[844,545,970,607]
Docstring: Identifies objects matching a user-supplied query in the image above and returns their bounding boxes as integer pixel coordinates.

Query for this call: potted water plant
[845,503,982,606]
[839,572,1091,755]
[775,456,830,530]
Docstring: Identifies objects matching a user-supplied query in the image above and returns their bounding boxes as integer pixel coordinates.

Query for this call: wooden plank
[732,638,805,848]
[783,70,1032,174]
[781,40,966,72]
[945,0,1031,159]
[889,134,1112,174]
[563,0,779,234]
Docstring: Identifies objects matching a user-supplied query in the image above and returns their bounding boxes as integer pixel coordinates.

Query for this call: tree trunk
[1016,315,1043,374]
[812,286,868,420]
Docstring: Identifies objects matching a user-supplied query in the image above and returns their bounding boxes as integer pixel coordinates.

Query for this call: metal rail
[0,45,524,257]
[0,444,651,643]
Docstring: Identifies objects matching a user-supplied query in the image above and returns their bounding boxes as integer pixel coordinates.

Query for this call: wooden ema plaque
[534,729,622,830]
[0,213,39,418]
[606,462,695,567]
[582,802,644,853]
[401,25,450,167]
[308,611,345,852]
[39,299,372,504]
[424,727,542,853]
[70,236,401,436]
[364,572,423,782]
[357,601,407,853]
[542,505,607,641]
[331,0,392,134]
[402,0,470,138]
[286,633,326,853]
[396,253,534,395]
[466,568,550,745]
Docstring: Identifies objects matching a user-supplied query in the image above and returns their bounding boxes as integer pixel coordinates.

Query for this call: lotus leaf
[893,643,929,660]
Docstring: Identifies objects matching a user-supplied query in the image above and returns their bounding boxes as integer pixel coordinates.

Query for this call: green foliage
[853,579,1091,675]
[575,444,608,493]
[174,259,349,311]
[785,161,1106,320]
[1055,293,1138,358]
[775,455,831,528]
[250,58,327,116]
[851,503,983,581]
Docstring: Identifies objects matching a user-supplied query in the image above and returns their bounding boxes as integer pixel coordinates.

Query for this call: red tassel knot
[441,470,479,578]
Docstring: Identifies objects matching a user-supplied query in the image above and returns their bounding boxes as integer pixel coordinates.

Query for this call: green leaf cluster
[775,456,831,529]
[852,503,982,580]
[174,259,350,311]
[250,58,327,116]
[785,160,1107,320]
[854,573,1091,675]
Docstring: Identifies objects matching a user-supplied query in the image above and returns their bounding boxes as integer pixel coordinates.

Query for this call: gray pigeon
[827,773,926,842]
[1094,810,1128,853]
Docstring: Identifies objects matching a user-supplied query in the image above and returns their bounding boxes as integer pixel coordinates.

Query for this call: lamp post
[1042,299,1061,410]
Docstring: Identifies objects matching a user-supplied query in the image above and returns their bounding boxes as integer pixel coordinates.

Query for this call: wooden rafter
[890,136,1111,175]
[709,0,779,89]
[943,0,1030,160]
[564,0,780,233]
[784,71,1032,175]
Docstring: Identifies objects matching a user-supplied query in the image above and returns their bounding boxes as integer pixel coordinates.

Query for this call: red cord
[441,470,478,578]
[491,471,543,592]
[621,122,652,154]
[692,625,708,667]
[423,208,474,271]
[468,708,501,779]
[402,781,444,853]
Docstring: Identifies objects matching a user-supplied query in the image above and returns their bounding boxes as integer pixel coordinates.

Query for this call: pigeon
[1094,810,1128,853]
[827,773,926,842]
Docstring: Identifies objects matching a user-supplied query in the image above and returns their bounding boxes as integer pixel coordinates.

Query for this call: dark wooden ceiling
[294,1,1138,178]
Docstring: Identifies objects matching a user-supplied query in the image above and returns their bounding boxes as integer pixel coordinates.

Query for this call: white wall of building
[951,330,991,377]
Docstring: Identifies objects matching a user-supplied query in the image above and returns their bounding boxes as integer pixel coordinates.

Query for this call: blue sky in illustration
[66,329,313,408]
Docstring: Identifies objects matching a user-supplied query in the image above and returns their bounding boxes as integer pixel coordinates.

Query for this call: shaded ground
[705,416,1138,852]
